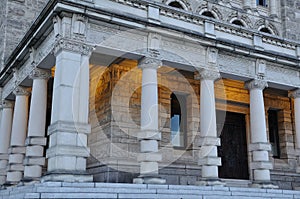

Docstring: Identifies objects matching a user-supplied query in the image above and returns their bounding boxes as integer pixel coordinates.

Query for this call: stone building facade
[0,0,300,195]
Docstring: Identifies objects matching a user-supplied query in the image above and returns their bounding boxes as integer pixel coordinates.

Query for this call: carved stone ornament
[29,68,51,80]
[289,89,300,99]
[196,68,220,81]
[138,57,162,69]
[13,86,31,96]
[206,47,218,65]
[245,79,268,90]
[256,59,266,76]
[53,38,95,57]
[1,100,14,109]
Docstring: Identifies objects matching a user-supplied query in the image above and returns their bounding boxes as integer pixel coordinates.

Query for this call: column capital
[138,57,161,69]
[195,68,220,81]
[29,68,51,80]
[53,38,95,57]
[289,89,300,99]
[13,86,31,96]
[1,100,14,109]
[245,79,268,90]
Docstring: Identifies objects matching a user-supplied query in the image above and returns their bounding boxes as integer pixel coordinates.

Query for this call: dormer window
[168,1,184,9]
[257,0,268,7]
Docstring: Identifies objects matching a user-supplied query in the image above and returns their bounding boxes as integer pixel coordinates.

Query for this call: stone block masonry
[1,182,300,198]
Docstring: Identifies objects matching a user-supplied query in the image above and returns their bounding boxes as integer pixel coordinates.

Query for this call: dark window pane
[170,93,186,148]
[232,20,244,26]
[257,0,267,7]
[268,110,280,158]
[260,27,272,34]
[168,1,184,9]
[201,11,215,18]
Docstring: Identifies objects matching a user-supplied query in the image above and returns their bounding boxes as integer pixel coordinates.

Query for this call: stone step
[1,182,300,199]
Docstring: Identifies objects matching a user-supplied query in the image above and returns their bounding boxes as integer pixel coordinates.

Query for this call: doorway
[217,111,249,180]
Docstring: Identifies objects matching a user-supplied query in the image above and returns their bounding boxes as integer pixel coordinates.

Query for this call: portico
[0,0,300,191]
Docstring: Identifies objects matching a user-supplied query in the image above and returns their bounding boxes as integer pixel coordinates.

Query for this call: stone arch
[164,0,191,11]
[227,12,252,28]
[197,5,223,20]
[254,19,279,36]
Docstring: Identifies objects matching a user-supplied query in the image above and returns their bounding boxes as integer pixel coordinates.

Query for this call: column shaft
[24,69,50,181]
[246,79,274,187]
[134,57,165,184]
[197,69,222,184]
[6,87,30,185]
[0,101,13,185]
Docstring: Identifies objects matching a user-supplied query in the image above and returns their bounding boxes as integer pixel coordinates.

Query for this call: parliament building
[1,0,300,198]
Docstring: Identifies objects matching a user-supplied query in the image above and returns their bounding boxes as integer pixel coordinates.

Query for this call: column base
[250,181,278,189]
[42,171,93,183]
[195,178,225,187]
[133,176,166,184]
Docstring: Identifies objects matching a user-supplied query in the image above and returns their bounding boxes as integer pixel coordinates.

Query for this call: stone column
[6,87,30,185]
[0,101,14,185]
[133,57,165,184]
[196,69,223,186]
[44,39,93,182]
[245,79,276,188]
[290,89,300,173]
[23,69,51,182]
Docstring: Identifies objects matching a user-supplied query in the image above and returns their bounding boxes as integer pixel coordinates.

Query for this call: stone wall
[281,0,300,40]
[0,0,48,68]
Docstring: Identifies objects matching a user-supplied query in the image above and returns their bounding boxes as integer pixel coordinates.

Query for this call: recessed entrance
[217,111,249,180]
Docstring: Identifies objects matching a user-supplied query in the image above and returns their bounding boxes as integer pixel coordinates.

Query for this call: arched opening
[168,1,184,9]
[232,20,244,27]
[201,11,215,18]
[259,27,272,34]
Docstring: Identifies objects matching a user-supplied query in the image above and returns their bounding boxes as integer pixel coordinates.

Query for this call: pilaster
[44,36,94,182]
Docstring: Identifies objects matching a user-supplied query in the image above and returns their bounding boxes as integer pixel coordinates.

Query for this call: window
[168,1,184,9]
[259,27,272,34]
[257,0,268,7]
[268,109,280,158]
[201,11,215,18]
[170,93,187,148]
[232,20,244,27]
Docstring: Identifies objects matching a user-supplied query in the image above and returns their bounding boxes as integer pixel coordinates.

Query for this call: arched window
[168,1,184,9]
[259,27,272,34]
[232,20,244,26]
[201,11,215,18]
